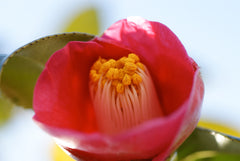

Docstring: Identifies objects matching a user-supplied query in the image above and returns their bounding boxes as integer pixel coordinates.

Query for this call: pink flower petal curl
[33,17,204,161]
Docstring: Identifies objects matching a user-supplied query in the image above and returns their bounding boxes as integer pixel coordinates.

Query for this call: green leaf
[177,127,240,160]
[0,32,94,108]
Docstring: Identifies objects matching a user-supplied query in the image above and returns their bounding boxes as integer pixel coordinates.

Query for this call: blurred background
[0,0,240,161]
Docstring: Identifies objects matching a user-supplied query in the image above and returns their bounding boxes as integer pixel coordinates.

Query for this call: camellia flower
[33,17,204,161]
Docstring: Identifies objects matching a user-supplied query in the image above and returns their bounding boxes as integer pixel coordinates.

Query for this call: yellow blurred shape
[198,120,240,137]
[52,144,75,161]
[64,8,99,35]
[0,93,13,126]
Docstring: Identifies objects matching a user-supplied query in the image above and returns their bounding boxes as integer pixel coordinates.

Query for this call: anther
[122,74,131,86]
[99,61,111,74]
[89,53,163,134]
[123,62,137,75]
[92,60,102,70]
[116,83,124,93]
[128,53,140,62]
[132,73,142,85]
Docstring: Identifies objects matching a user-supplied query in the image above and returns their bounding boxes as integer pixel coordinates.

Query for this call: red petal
[33,41,130,132]
[153,70,204,161]
[34,70,203,161]
[98,17,196,115]
[33,17,204,161]
[33,41,100,132]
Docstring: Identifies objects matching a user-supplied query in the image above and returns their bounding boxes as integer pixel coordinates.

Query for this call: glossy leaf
[0,33,94,108]
[177,127,240,160]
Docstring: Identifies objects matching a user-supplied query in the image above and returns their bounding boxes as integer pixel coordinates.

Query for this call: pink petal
[34,17,204,161]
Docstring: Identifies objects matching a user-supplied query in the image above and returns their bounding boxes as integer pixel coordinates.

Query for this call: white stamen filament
[90,67,163,134]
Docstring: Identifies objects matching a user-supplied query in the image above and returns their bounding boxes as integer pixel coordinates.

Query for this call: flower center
[89,53,163,134]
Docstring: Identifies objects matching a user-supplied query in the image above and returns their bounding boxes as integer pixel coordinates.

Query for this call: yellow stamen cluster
[89,53,145,93]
